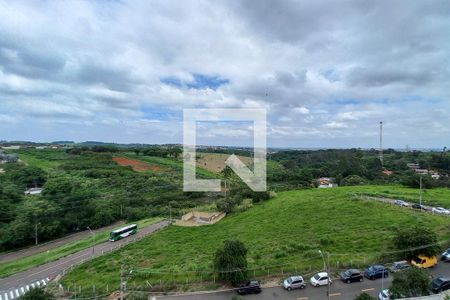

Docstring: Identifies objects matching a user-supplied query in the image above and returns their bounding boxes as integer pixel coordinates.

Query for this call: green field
[0,217,163,278]
[63,186,450,294]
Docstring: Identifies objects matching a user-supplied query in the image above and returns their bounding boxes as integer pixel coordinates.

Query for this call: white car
[394,200,409,207]
[310,272,331,287]
[378,289,390,300]
[432,207,450,215]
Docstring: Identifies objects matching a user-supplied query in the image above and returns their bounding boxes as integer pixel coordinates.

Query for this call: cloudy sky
[1,0,449,148]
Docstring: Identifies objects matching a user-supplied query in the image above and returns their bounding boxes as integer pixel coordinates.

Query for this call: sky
[0,0,449,148]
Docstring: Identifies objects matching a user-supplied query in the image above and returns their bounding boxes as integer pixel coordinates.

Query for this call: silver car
[283,275,306,291]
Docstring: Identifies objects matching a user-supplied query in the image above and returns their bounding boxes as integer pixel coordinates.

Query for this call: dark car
[340,269,363,284]
[389,261,410,273]
[412,203,426,210]
[432,277,450,293]
[237,280,262,295]
[364,265,389,280]
[441,248,450,262]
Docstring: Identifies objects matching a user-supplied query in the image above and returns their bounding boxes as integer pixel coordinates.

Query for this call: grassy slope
[63,186,450,291]
[0,218,163,278]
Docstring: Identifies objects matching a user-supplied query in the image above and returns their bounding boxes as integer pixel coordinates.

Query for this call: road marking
[297,297,309,300]
[361,288,375,292]
[329,292,341,297]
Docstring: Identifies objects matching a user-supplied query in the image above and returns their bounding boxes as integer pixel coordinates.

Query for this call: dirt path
[0,221,125,264]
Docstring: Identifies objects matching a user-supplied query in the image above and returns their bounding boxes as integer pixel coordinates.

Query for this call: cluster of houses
[0,150,19,164]
[407,163,441,180]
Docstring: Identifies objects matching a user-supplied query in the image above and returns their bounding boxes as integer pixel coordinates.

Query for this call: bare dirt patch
[112,157,162,172]
[196,153,252,173]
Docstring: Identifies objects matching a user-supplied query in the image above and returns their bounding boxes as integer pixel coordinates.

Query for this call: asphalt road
[0,220,170,293]
[158,262,450,300]
[0,221,125,263]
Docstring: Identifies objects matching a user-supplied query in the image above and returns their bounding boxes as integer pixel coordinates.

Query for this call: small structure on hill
[175,211,226,227]
[24,188,43,195]
[317,177,338,188]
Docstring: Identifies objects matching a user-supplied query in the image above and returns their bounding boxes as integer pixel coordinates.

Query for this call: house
[415,169,429,175]
[317,177,338,188]
[24,188,43,195]
[431,172,441,180]
[407,163,420,170]
[382,169,394,176]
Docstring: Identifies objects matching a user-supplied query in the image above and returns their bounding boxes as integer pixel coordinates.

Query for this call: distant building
[382,170,394,176]
[317,177,338,188]
[415,169,429,175]
[1,145,21,150]
[24,188,43,195]
[407,163,420,170]
[431,172,441,180]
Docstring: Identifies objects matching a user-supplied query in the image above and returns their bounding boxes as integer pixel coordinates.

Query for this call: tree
[214,240,248,286]
[390,268,431,299]
[340,175,368,186]
[354,292,376,300]
[19,288,53,300]
[393,225,440,259]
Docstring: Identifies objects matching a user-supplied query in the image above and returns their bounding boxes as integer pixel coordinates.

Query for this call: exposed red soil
[112,157,162,172]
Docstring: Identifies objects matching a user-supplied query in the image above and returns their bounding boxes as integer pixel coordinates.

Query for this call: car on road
[378,289,390,300]
[340,269,363,284]
[431,276,450,293]
[364,265,389,280]
[310,272,332,287]
[412,203,427,210]
[411,255,437,269]
[432,207,450,215]
[283,275,306,291]
[394,200,409,207]
[237,280,262,295]
[441,248,450,262]
[389,260,410,273]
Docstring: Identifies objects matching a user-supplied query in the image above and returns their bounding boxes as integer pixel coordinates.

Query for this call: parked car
[389,260,410,273]
[310,272,332,287]
[237,280,262,295]
[378,289,390,300]
[432,277,450,293]
[441,248,450,262]
[394,200,409,207]
[283,275,306,291]
[411,255,437,269]
[412,203,427,210]
[432,207,450,215]
[340,269,363,284]
[365,265,389,280]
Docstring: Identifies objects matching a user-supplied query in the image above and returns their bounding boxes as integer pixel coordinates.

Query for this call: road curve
[0,220,170,293]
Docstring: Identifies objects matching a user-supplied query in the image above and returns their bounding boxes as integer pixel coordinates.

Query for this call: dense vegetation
[270,148,450,189]
[0,148,206,250]
[2,147,450,251]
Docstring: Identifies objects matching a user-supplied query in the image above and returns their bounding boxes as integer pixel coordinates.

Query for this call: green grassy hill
[63,186,450,294]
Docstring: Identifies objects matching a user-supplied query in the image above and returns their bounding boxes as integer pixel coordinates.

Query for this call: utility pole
[319,250,331,300]
[379,121,384,168]
[86,226,96,255]
[35,222,41,245]
[419,176,423,210]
